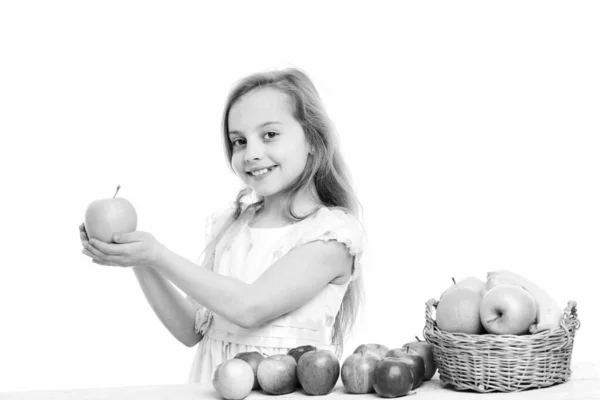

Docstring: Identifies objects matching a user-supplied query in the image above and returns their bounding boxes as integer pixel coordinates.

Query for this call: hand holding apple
[84,185,137,243]
[82,229,163,268]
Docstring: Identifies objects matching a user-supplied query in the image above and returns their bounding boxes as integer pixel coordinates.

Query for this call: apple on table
[401,337,437,381]
[372,357,414,398]
[84,185,137,243]
[234,351,264,390]
[256,354,297,395]
[287,345,316,363]
[297,349,340,396]
[341,350,380,394]
[385,348,425,389]
[353,343,390,360]
[212,358,254,400]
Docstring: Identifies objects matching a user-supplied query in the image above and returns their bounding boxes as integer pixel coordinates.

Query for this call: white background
[1,0,599,393]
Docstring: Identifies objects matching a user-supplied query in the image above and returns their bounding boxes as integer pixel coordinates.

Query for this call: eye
[263,131,279,140]
[231,137,246,147]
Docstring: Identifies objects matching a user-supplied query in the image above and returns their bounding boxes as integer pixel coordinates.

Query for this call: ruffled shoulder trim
[274,207,367,281]
[204,203,237,243]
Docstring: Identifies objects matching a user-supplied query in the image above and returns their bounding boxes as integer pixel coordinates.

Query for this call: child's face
[228,87,311,199]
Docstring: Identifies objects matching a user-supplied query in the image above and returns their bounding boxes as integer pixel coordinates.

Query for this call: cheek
[231,153,246,177]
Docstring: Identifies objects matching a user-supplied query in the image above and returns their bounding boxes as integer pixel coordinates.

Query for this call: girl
[80,67,366,384]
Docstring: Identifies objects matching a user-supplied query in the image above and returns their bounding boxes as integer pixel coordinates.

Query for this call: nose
[244,138,264,162]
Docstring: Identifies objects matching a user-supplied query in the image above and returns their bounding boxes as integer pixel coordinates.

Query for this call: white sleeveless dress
[187,205,366,384]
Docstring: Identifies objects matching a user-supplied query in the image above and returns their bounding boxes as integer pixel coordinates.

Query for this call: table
[1,362,598,400]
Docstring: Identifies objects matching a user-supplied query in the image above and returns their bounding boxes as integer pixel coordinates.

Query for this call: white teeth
[250,167,273,176]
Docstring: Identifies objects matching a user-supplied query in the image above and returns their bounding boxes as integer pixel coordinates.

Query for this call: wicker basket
[423,299,580,393]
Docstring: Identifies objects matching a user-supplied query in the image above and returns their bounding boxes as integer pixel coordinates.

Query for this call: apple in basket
[372,357,413,398]
[440,276,486,299]
[84,185,137,242]
[385,348,425,389]
[435,277,485,334]
[297,349,340,396]
[480,284,537,335]
[401,337,437,381]
[212,358,254,400]
[341,350,380,394]
[256,354,297,395]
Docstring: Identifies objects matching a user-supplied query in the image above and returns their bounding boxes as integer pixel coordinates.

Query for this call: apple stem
[415,336,421,342]
[113,185,121,199]
[452,277,456,284]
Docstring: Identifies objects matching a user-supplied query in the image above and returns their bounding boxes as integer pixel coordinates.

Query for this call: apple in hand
[385,348,425,389]
[84,185,137,242]
[212,358,254,400]
[353,343,390,360]
[402,337,436,381]
[287,345,317,363]
[480,284,537,335]
[234,351,264,390]
[436,283,485,334]
[341,351,380,394]
[297,349,340,396]
[372,357,413,398]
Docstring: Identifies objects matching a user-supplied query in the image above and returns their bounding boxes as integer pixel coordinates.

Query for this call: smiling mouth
[247,166,277,177]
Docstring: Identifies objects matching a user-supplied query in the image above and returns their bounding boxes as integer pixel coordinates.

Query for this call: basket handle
[559,300,580,335]
[547,300,578,351]
[425,298,438,332]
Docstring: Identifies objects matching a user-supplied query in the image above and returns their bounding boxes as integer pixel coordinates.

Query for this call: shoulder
[281,206,366,262]
[204,203,240,240]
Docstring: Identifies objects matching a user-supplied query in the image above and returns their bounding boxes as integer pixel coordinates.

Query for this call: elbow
[233,302,264,329]
[178,331,203,348]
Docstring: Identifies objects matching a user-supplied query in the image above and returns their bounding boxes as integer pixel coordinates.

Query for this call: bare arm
[80,223,202,347]
[152,240,353,329]
[132,266,203,347]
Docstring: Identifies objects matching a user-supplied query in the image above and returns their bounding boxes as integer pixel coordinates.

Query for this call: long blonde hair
[203,68,364,357]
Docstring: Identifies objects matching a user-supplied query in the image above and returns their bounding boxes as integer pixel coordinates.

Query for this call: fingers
[92,259,120,267]
[79,223,89,242]
[88,238,129,256]
[112,231,144,243]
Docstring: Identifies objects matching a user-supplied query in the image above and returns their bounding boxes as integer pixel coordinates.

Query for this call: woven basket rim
[424,298,579,340]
